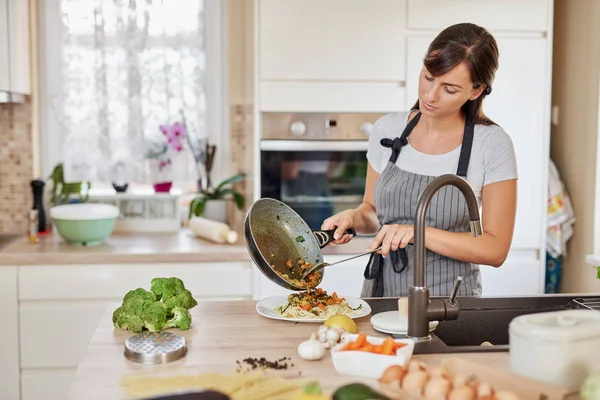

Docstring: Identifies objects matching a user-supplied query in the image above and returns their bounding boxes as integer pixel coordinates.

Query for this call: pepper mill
[30,179,47,233]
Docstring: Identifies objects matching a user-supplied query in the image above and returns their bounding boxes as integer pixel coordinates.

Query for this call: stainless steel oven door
[260,141,367,230]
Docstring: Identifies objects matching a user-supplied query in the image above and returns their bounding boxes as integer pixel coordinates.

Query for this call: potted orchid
[146,122,186,192]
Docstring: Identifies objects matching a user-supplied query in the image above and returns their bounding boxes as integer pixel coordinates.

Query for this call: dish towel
[546,159,576,293]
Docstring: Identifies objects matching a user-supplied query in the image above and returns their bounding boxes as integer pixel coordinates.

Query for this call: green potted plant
[188,173,246,222]
[49,163,91,206]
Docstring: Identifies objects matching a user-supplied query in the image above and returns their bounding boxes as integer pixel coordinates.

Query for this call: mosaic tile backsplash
[0,101,33,234]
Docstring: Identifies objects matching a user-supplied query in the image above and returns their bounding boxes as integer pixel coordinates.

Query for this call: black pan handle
[312,227,357,249]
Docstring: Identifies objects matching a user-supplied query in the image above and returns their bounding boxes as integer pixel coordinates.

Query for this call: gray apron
[361,112,482,298]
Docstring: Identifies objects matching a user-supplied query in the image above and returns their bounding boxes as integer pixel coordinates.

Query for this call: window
[39,0,227,193]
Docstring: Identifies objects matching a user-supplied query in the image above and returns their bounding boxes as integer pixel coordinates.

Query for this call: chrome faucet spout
[408,174,482,340]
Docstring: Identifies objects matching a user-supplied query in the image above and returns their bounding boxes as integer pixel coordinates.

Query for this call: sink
[365,294,599,354]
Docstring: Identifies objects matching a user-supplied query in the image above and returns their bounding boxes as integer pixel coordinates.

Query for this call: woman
[321,23,518,298]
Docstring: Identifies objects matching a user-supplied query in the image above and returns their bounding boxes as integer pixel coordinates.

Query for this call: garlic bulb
[326,328,340,343]
[297,333,326,361]
[317,325,329,343]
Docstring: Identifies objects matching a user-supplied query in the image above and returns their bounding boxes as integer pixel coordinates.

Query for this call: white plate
[370,311,439,335]
[256,295,372,323]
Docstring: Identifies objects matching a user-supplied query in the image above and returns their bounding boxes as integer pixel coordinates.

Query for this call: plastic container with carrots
[330,333,415,379]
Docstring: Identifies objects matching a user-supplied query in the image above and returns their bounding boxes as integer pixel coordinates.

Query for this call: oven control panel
[261,112,386,140]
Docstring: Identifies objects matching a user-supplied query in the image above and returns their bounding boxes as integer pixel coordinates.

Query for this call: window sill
[586,254,600,266]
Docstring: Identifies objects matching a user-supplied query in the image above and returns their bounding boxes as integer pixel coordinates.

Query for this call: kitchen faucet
[407,174,483,340]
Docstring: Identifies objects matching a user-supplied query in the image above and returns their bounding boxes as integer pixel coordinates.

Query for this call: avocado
[332,383,391,400]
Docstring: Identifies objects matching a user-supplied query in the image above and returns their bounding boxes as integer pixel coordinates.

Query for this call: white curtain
[56,0,208,187]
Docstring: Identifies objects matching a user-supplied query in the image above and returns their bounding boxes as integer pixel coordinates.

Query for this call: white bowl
[50,203,120,220]
[330,334,415,379]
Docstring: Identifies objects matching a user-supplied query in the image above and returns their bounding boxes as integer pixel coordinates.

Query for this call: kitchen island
[65,300,570,400]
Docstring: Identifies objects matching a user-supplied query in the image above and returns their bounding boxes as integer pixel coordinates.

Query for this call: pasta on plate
[273,288,363,319]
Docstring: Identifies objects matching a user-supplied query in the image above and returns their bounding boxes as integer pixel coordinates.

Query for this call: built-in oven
[259,112,385,230]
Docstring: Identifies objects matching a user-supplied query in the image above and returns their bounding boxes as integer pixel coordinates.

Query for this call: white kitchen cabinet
[259,0,406,82]
[406,35,551,252]
[406,0,551,33]
[0,267,20,400]
[18,262,253,400]
[19,262,253,300]
[0,0,31,95]
[257,0,407,112]
[480,250,544,296]
[20,301,110,369]
[259,82,406,113]
[21,370,75,400]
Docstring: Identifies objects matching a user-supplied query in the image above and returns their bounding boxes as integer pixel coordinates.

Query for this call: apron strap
[456,118,475,177]
[364,249,409,297]
[380,112,422,164]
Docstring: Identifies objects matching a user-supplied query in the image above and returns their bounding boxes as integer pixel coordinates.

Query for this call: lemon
[324,315,358,334]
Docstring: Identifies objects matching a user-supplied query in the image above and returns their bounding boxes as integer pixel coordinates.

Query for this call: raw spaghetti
[273,288,363,319]
[120,371,307,400]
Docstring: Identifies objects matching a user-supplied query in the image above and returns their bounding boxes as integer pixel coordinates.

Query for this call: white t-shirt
[366,111,518,203]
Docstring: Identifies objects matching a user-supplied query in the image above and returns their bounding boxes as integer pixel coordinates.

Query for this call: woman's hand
[321,210,357,245]
[368,224,414,257]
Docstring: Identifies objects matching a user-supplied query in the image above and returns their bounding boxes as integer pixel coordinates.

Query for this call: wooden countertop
[0,229,374,266]
[65,300,562,400]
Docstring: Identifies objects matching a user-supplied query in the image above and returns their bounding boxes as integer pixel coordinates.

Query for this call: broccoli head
[122,297,155,317]
[123,288,156,303]
[164,306,192,330]
[112,305,126,324]
[164,288,198,311]
[171,277,185,293]
[115,313,144,333]
[141,301,168,332]
[150,278,177,301]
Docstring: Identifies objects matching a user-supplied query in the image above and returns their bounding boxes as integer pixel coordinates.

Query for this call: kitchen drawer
[407,0,551,33]
[21,369,75,400]
[18,262,253,301]
[259,82,407,113]
[20,301,108,369]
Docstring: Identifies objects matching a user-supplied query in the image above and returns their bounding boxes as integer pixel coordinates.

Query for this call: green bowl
[50,203,119,246]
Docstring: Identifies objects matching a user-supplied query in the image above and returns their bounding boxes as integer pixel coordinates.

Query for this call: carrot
[341,335,407,355]
[354,334,367,348]
[380,338,396,355]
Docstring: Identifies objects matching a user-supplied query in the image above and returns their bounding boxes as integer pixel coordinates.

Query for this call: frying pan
[244,197,357,291]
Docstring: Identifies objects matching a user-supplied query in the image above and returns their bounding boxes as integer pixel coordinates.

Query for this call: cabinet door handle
[399,81,406,87]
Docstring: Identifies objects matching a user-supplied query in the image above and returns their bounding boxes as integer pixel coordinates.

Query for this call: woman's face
[417,62,485,118]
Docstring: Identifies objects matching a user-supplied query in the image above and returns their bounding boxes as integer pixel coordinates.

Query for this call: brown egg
[448,385,476,400]
[407,360,427,372]
[495,390,521,400]
[379,364,407,385]
[423,377,451,400]
[429,366,449,379]
[475,382,494,397]
[402,370,430,397]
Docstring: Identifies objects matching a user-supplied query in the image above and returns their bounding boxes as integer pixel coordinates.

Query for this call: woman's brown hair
[411,23,499,126]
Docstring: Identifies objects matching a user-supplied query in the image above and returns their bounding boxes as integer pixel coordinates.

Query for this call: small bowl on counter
[50,203,120,246]
[330,333,415,379]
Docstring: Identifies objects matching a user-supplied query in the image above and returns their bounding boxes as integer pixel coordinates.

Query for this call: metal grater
[572,297,600,311]
[124,331,187,364]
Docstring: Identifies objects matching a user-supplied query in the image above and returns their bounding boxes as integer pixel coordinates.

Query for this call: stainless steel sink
[365,294,600,354]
